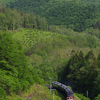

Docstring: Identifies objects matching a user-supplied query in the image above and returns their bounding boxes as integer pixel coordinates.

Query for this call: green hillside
[12,27,100,83]
[12,28,100,100]
[1,1,100,100]
[0,28,95,100]
[5,0,100,32]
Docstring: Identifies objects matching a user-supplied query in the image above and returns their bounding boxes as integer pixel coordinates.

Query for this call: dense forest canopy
[4,0,100,32]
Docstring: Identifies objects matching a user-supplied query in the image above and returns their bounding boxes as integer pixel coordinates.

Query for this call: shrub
[0,87,7,100]
[75,93,90,100]
[95,94,100,100]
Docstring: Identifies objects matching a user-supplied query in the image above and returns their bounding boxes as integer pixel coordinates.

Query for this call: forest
[63,50,100,99]
[4,0,100,32]
[1,0,100,100]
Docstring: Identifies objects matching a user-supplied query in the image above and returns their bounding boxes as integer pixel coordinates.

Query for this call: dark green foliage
[93,53,100,97]
[0,87,7,100]
[64,50,99,99]
[42,1,96,32]
[93,69,100,98]
[5,0,100,32]
[97,53,100,68]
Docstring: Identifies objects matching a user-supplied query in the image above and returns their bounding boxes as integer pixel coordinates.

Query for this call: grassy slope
[7,84,61,100]
[74,94,81,100]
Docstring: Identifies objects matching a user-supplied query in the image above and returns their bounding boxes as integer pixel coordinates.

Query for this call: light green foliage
[12,28,100,85]
[0,87,7,100]
[0,32,40,94]
[0,5,48,32]
[0,6,23,31]
[75,93,90,100]
[74,93,81,100]
[0,12,7,30]
[95,94,100,100]
[7,84,61,100]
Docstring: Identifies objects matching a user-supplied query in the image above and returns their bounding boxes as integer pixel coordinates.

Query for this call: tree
[0,32,35,94]
[0,12,7,31]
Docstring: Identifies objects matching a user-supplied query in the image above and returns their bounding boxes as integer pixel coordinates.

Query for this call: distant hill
[5,0,100,32]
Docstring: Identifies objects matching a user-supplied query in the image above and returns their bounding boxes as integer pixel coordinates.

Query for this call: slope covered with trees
[1,1,100,100]
[11,27,100,99]
[0,32,41,95]
[62,50,100,99]
[0,4,48,32]
[5,0,100,32]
